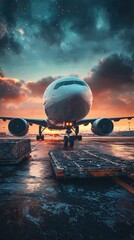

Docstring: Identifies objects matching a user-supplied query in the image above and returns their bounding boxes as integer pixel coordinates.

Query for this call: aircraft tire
[41,135,44,141]
[64,136,68,148]
[77,135,82,141]
[74,135,77,140]
[36,135,39,140]
[69,136,75,147]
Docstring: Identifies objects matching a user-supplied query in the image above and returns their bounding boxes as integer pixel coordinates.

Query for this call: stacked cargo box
[0,139,31,164]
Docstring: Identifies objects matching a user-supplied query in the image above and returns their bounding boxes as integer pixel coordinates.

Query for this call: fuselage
[43,77,93,126]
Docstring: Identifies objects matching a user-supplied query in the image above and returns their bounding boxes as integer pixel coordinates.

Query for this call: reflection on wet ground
[85,138,134,160]
[0,136,134,240]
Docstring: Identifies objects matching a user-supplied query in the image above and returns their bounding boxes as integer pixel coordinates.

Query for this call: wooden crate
[0,139,31,164]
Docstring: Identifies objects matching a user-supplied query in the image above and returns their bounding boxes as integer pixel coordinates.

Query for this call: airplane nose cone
[67,85,92,104]
[65,86,92,121]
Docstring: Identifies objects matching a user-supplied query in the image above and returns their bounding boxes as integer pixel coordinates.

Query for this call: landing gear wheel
[69,136,75,147]
[64,136,69,148]
[41,135,44,141]
[36,126,46,141]
[36,135,44,141]
[77,135,82,141]
[74,135,82,141]
[36,135,39,140]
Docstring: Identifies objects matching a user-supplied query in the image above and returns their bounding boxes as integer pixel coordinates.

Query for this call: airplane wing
[0,117,48,127]
[77,116,134,126]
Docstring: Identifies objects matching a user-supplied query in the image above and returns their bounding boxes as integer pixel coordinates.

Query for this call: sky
[0,0,134,132]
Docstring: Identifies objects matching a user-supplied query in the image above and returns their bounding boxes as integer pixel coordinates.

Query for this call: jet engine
[91,118,114,136]
[8,118,29,136]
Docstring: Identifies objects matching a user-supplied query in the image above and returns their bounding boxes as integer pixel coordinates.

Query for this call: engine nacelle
[91,118,114,136]
[8,118,29,136]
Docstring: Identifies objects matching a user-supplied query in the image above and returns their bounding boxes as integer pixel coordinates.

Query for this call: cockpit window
[54,82,64,89]
[64,81,74,86]
[74,80,86,86]
[54,80,87,89]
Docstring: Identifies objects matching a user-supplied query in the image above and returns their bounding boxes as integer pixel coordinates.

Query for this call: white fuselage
[43,77,93,126]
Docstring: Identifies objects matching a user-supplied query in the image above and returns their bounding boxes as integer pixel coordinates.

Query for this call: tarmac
[0,136,134,240]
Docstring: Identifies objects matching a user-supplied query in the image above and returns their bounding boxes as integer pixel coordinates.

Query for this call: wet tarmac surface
[0,136,134,240]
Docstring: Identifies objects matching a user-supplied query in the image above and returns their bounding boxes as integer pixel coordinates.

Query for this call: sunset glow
[0,0,134,134]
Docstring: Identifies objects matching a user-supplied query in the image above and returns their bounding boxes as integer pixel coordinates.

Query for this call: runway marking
[113,177,134,195]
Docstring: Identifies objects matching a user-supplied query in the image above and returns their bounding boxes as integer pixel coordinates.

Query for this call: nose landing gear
[63,125,83,148]
[36,125,45,141]
[74,126,82,141]
[64,127,75,148]
[64,135,75,148]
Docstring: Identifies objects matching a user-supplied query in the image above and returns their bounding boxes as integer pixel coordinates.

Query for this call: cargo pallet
[0,139,31,164]
[49,147,134,178]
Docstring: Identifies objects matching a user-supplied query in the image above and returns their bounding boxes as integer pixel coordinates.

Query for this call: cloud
[85,54,134,93]
[0,0,32,26]
[0,0,133,62]
[0,24,22,55]
[84,54,134,115]
[37,0,134,52]
[0,75,60,107]
[0,0,31,56]
[38,20,63,46]
[0,77,29,103]
[21,0,133,67]
[27,76,60,96]
[0,52,134,117]
[0,0,18,27]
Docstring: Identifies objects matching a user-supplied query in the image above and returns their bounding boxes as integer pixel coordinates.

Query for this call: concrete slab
[0,136,134,240]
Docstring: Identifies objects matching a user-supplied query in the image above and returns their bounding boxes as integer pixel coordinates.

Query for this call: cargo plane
[0,77,134,147]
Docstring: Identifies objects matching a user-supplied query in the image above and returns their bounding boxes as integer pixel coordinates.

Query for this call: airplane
[0,76,134,147]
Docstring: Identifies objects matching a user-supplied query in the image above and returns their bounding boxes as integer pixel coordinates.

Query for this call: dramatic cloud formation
[0,0,134,65]
[0,1,134,130]
[0,77,29,103]
[85,54,134,94]
[37,0,134,44]
[0,74,58,107]
[0,1,22,55]
[84,54,134,115]
[1,53,134,117]
[27,76,58,96]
